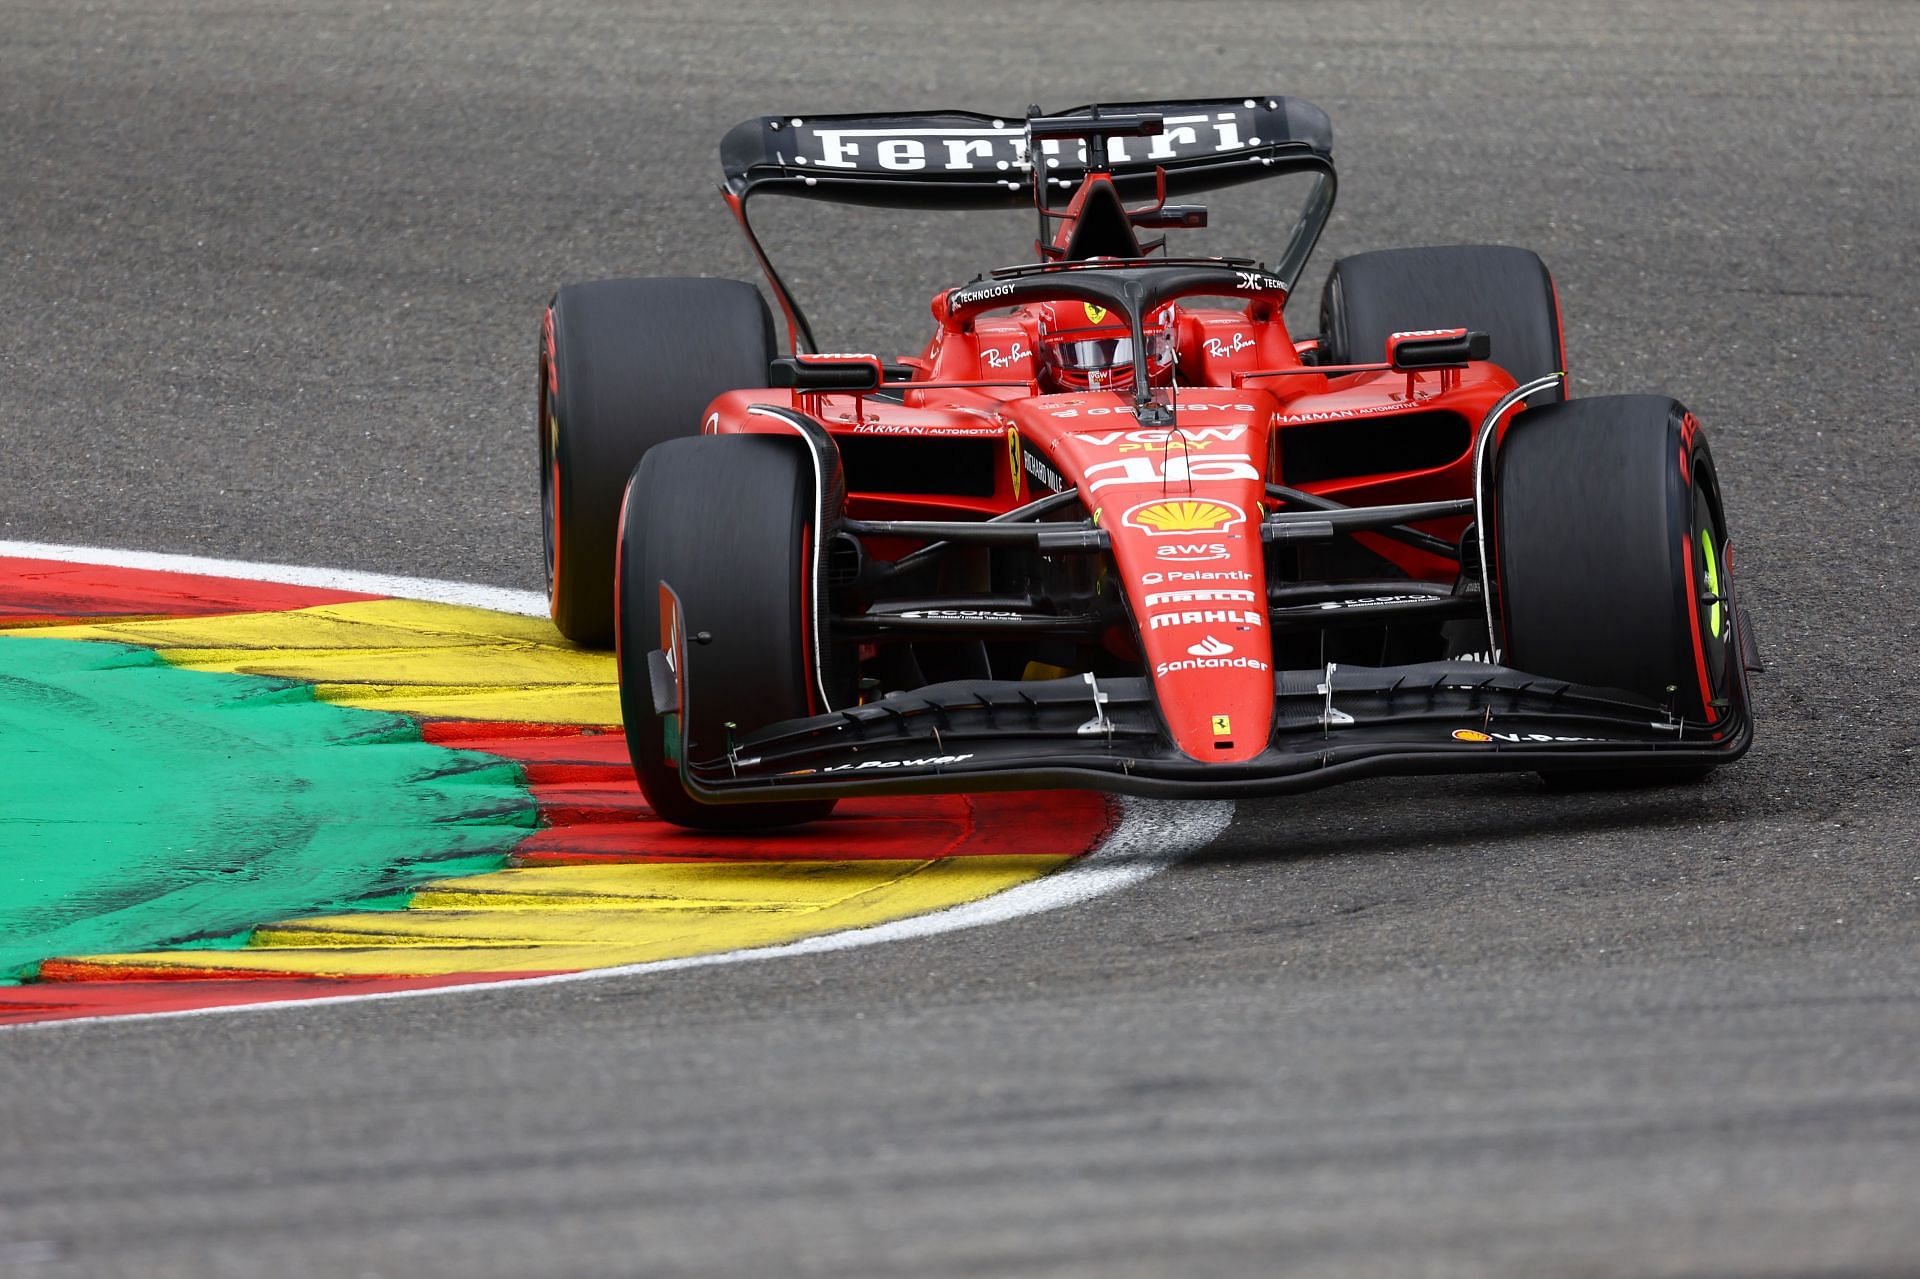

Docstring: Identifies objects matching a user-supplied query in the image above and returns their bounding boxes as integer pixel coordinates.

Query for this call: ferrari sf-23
[536,96,1758,828]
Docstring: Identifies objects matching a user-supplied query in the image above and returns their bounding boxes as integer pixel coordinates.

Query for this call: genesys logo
[1122,498,1246,537]
[823,753,976,773]
[1049,407,1254,421]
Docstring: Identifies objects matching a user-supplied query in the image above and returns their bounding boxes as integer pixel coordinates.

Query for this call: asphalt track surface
[3,3,1917,1275]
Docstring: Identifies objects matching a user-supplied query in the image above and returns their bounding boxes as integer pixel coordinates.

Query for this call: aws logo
[1154,542,1231,562]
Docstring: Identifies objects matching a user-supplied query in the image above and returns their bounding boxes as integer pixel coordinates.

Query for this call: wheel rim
[539,380,561,601]
[1689,480,1732,701]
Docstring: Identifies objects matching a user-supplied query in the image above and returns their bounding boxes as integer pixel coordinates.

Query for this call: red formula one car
[538,97,1757,828]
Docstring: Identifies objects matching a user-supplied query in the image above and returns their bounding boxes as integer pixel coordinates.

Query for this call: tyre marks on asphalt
[0,553,1116,1026]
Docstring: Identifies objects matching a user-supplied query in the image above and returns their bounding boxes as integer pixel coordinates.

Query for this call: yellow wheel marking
[1700,529,1723,639]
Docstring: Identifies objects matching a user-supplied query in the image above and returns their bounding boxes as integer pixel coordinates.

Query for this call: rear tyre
[615,434,838,830]
[1319,245,1566,400]
[1494,395,1741,783]
[540,277,776,647]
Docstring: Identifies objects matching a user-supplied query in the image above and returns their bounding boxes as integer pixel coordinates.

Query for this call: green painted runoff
[0,637,536,980]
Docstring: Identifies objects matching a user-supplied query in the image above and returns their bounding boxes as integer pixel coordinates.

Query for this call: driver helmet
[1035,299,1177,392]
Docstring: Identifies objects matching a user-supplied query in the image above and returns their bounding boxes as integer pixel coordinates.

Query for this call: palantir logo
[1187,635,1233,658]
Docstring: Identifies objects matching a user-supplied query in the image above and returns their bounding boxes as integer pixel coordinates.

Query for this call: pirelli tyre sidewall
[1494,394,1741,738]
[540,277,777,648]
[615,434,838,830]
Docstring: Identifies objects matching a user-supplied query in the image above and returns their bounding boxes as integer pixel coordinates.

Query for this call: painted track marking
[0,542,1230,1029]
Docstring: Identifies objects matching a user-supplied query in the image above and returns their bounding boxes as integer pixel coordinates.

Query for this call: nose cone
[1103,495,1274,762]
[1011,395,1278,763]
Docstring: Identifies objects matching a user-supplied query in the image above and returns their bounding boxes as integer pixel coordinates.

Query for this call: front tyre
[1494,395,1745,782]
[615,434,838,830]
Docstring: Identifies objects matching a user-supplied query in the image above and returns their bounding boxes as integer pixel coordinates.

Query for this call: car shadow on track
[1176,771,1724,869]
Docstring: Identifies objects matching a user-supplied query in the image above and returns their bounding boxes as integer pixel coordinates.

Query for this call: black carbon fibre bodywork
[666,641,1755,805]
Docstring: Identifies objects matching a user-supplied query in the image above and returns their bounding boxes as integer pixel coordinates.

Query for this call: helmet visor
[1045,329,1174,374]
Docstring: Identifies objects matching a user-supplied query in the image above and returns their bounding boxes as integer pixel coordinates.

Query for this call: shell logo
[1451,729,1493,742]
[1123,499,1245,536]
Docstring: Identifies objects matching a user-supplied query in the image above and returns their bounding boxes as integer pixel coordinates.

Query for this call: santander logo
[1187,635,1233,658]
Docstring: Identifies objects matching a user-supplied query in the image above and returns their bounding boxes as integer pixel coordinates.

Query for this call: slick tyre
[539,277,777,647]
[1494,395,1743,783]
[616,434,839,830]
[1319,245,1566,400]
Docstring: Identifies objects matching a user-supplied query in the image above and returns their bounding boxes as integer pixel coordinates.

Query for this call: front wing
[665,654,1754,805]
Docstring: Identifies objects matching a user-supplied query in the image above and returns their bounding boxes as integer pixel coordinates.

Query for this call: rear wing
[720,97,1334,209]
[717,97,1336,353]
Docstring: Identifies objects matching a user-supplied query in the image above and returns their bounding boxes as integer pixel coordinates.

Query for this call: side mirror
[1386,328,1490,371]
[1130,204,1209,230]
[769,354,884,393]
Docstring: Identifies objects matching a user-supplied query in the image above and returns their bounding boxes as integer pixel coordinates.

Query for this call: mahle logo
[1123,498,1244,536]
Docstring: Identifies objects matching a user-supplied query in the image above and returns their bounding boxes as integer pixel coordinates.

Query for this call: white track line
[0,539,548,617]
[1,542,1232,1032]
